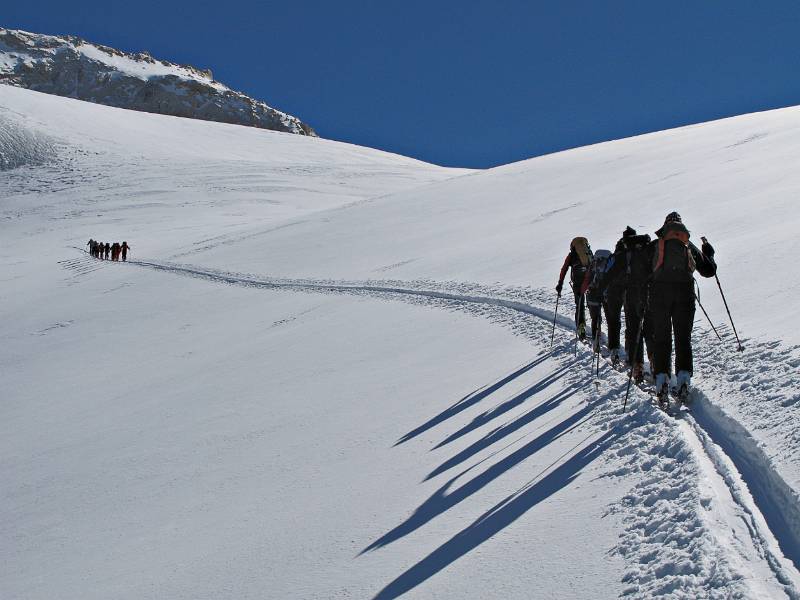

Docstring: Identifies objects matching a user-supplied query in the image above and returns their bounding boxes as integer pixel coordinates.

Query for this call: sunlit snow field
[2,85,800,599]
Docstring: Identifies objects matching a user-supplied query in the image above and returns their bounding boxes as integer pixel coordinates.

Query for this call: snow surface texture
[0,113,56,169]
[2,85,800,599]
[0,28,316,136]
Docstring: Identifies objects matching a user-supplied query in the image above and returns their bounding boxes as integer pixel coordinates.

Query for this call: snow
[2,84,800,599]
[0,52,16,71]
[0,31,220,88]
[77,42,226,89]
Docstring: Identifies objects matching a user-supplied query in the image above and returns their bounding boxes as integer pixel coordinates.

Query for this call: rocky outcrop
[0,28,316,136]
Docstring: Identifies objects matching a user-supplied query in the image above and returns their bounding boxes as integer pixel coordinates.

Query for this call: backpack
[625,234,652,284]
[652,228,695,282]
[570,237,592,267]
[588,249,612,292]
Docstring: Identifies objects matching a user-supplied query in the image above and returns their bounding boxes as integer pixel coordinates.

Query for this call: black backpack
[625,234,652,285]
[652,230,696,282]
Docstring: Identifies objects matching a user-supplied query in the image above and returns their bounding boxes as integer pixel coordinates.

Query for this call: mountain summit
[0,28,316,136]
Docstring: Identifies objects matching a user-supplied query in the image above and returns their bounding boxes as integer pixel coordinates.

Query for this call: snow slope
[2,85,800,599]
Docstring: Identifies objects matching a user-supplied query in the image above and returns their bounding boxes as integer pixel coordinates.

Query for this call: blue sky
[6,1,800,168]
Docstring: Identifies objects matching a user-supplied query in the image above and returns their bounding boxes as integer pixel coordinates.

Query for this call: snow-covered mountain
[0,28,316,136]
[3,85,800,599]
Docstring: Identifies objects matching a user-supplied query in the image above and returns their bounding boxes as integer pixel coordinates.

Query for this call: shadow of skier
[394,352,555,447]
[371,428,619,599]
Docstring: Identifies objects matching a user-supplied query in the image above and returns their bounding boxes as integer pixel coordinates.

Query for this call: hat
[656,211,684,237]
[623,226,637,238]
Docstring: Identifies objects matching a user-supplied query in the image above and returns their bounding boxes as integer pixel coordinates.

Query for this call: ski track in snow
[92,253,800,599]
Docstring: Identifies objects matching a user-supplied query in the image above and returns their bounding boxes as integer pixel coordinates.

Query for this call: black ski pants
[624,285,649,364]
[572,289,586,329]
[649,281,695,376]
[604,285,624,351]
[588,297,602,342]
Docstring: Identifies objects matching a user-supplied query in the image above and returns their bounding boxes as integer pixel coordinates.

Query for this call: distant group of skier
[555,211,721,407]
[87,239,130,261]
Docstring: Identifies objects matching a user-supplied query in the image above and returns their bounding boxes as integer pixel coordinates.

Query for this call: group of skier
[555,211,718,406]
[88,239,130,262]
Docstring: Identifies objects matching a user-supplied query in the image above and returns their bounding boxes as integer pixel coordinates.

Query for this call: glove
[555,282,563,295]
[701,241,715,257]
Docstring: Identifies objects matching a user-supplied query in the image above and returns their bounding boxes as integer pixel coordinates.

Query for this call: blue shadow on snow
[394,353,552,446]
[362,401,595,555]
[371,427,619,599]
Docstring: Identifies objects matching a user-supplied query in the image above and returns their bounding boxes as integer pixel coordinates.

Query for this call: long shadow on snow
[425,383,582,481]
[394,353,551,447]
[361,401,595,554]
[432,363,573,450]
[372,427,619,599]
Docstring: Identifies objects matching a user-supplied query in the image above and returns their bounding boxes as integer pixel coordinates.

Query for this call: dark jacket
[649,222,716,283]
[600,234,652,292]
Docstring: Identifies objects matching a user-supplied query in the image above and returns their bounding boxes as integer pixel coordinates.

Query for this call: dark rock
[0,28,317,137]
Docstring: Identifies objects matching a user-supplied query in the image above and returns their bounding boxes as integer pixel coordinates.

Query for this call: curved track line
[685,395,800,595]
[127,257,800,596]
[132,259,576,329]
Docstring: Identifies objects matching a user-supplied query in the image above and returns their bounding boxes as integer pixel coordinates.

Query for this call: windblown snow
[2,84,799,599]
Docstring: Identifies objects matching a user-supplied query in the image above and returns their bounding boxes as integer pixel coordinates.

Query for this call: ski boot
[655,373,670,409]
[610,348,621,368]
[675,371,691,404]
[578,323,586,342]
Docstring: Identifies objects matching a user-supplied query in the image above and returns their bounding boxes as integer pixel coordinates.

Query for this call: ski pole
[593,311,602,378]
[550,292,560,351]
[595,350,600,379]
[702,237,743,352]
[597,307,603,377]
[594,335,601,378]
[694,280,722,342]
[595,326,600,377]
[623,287,649,413]
[569,282,579,356]
[622,316,644,413]
[715,273,743,351]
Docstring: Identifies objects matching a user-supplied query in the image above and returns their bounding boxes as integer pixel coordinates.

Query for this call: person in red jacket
[556,237,593,341]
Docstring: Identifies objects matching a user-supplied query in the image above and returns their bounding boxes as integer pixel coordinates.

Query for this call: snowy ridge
[121,256,800,597]
[0,84,465,236]
[0,28,316,135]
